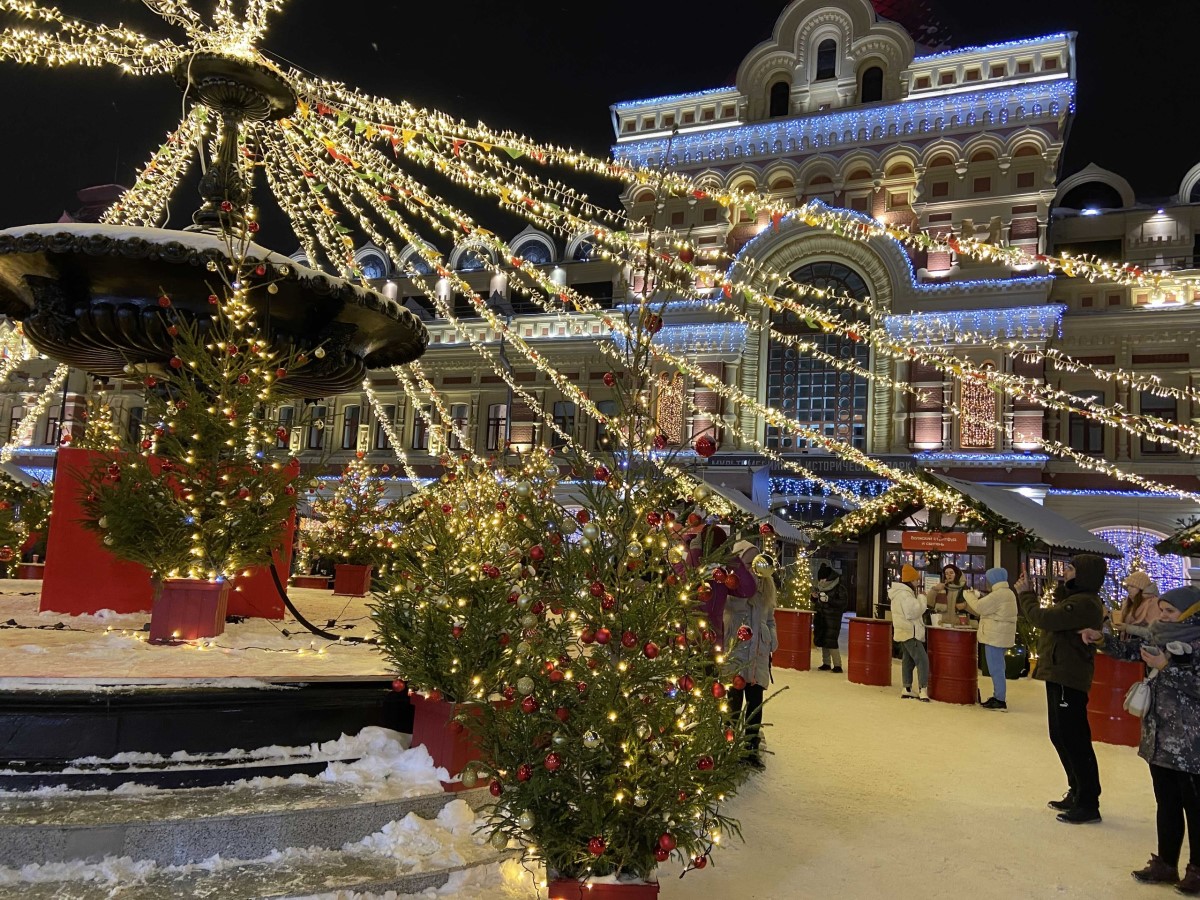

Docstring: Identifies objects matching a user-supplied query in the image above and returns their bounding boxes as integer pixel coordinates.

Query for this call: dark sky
[1,0,1196,232]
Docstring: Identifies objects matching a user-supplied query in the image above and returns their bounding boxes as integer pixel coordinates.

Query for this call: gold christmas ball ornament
[582,523,600,541]
[693,483,712,503]
[752,553,776,578]
[517,811,535,830]
[583,730,603,749]
[626,541,644,559]
[516,676,535,695]
[514,481,533,498]
[668,544,686,564]
[314,347,326,359]
[489,831,508,850]
[460,768,478,788]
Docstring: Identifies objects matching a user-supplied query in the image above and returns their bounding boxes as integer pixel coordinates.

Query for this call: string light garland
[0,364,67,464]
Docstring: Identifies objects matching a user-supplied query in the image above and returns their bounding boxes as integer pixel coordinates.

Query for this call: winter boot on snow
[918,687,931,703]
[831,666,843,673]
[1178,863,1200,895]
[1131,855,1178,885]
[900,686,916,700]
[1047,792,1075,812]
[981,697,1008,711]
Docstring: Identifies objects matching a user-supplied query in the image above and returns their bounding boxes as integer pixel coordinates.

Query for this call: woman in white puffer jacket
[888,564,930,702]
[960,567,1018,710]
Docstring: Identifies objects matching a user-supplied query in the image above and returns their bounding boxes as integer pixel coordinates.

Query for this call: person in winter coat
[1116,570,1163,638]
[725,541,779,771]
[959,567,1018,710]
[932,563,969,625]
[1081,585,1200,892]
[812,562,849,673]
[677,524,757,650]
[889,564,930,702]
[1014,553,1108,824]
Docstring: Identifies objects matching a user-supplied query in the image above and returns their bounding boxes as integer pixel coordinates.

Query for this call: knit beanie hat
[1159,585,1200,616]
[985,567,1008,586]
[1069,554,1108,593]
[901,563,920,584]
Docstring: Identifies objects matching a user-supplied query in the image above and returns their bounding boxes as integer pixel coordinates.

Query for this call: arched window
[358,253,388,280]
[1059,182,1124,212]
[769,80,791,117]
[457,250,487,272]
[969,149,996,163]
[815,39,838,81]
[573,240,594,262]
[403,254,434,276]
[513,240,553,266]
[766,262,870,449]
[860,65,884,102]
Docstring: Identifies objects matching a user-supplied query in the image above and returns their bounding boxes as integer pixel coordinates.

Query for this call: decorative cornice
[884,304,1066,342]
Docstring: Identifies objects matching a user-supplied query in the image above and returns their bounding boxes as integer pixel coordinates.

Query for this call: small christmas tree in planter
[775,551,814,671]
[372,450,562,784]
[0,471,51,576]
[80,243,302,643]
[305,454,396,597]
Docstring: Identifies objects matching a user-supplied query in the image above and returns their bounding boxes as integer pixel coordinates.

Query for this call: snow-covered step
[1,800,513,900]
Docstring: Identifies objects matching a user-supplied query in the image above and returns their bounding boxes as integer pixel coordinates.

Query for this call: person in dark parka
[812,562,849,673]
[1015,553,1108,824]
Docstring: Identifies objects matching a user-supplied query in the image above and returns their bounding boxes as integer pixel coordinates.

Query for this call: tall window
[276,406,295,449]
[860,65,884,102]
[412,407,431,451]
[7,406,24,443]
[307,405,327,450]
[768,80,790,117]
[374,404,396,450]
[959,363,998,450]
[552,401,576,449]
[341,404,361,450]
[126,406,144,444]
[765,262,870,450]
[486,403,508,451]
[445,403,469,450]
[1141,391,1178,455]
[595,400,618,450]
[655,372,686,445]
[815,39,837,80]
[43,415,60,446]
[1068,391,1104,455]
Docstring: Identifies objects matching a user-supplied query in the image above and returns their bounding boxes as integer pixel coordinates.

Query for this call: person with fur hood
[1015,553,1108,825]
[889,564,930,702]
[1081,585,1200,892]
[724,540,779,771]
[812,562,849,673]
[959,567,1018,710]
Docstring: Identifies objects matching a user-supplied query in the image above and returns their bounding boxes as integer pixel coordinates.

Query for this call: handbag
[1123,668,1159,718]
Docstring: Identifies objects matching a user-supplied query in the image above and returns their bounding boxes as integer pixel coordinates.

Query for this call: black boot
[1056,807,1102,824]
[1047,792,1075,812]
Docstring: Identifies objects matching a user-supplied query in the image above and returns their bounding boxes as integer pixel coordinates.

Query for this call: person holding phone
[1015,554,1107,824]
[1081,585,1200,892]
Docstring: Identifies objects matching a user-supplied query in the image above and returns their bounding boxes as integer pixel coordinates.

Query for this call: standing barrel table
[774,609,813,671]
[1087,653,1142,747]
[928,625,978,704]
[848,617,893,686]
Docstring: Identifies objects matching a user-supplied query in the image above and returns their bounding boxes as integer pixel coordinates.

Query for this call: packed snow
[291,858,540,900]
[0,583,387,681]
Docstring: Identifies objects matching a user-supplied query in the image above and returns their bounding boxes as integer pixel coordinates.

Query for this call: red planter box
[148,578,231,643]
[848,617,893,687]
[548,879,659,900]
[774,608,813,671]
[291,575,332,590]
[928,626,978,705]
[409,695,485,789]
[15,563,45,580]
[333,563,373,597]
[1088,653,1142,747]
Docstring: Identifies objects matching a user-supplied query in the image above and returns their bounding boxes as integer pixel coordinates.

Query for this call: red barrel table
[848,617,893,686]
[1088,653,1143,747]
[291,575,331,589]
[774,609,813,671]
[928,626,978,704]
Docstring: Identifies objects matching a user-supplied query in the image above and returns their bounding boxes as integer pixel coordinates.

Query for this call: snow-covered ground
[0,582,387,681]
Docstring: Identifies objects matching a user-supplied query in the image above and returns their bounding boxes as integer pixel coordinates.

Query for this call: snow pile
[349,797,480,868]
[290,858,538,900]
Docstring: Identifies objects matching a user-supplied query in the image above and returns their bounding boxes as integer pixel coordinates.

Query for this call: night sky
[0,0,1195,233]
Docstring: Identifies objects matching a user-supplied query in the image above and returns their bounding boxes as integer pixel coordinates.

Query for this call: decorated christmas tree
[0,470,50,572]
[305,454,398,573]
[80,241,302,593]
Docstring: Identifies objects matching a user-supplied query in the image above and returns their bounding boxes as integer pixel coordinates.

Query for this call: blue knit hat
[985,567,1008,586]
[1160,585,1200,615]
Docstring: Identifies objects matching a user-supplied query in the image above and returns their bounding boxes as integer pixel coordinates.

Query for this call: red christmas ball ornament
[725,728,736,742]
[208,293,220,305]
[652,433,668,450]
[157,295,172,308]
[489,779,503,797]
[701,628,716,643]
[502,684,515,700]
[576,509,590,524]
[544,752,562,772]
[451,625,464,639]
[724,573,741,591]
[693,855,708,870]
[600,593,616,611]
[254,264,267,276]
[674,634,688,648]
[143,376,157,388]
[644,313,663,334]
[594,465,610,481]
[499,632,510,647]
[759,523,774,535]
[391,678,407,692]
[237,373,250,385]
[712,567,727,582]
[580,627,596,645]
[484,564,501,579]
[555,706,570,722]
[594,628,611,645]
[587,837,606,856]
[586,657,599,670]
[530,600,545,615]
[697,583,713,602]
[528,545,546,563]
[658,833,677,852]
[732,674,747,691]
[643,641,659,659]
[495,500,507,512]
[686,513,703,527]
[220,200,234,212]
[679,675,695,692]
[516,764,533,782]
[621,630,638,648]
[166,325,179,336]
[168,356,183,369]
[428,689,443,702]
[694,435,717,458]
[548,669,564,683]
[736,624,753,642]
[589,581,605,598]
[276,427,289,441]
[655,847,670,863]
[140,439,152,450]
[647,511,662,527]
[520,695,539,714]
[247,220,260,233]
[696,755,715,771]
[711,682,726,699]
[237,487,251,499]
[678,246,695,264]
[575,681,588,694]
[602,371,616,387]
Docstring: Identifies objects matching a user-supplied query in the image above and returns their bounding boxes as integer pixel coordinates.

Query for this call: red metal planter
[333,563,373,596]
[548,879,660,900]
[1088,652,1143,747]
[409,695,486,790]
[773,608,813,671]
[148,578,230,643]
[848,617,893,687]
[15,562,44,580]
[291,574,331,590]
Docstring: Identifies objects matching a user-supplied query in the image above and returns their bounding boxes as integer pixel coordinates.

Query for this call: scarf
[817,576,840,593]
[1148,604,1200,647]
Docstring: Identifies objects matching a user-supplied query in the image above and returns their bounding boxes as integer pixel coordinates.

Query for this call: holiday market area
[1,0,1200,898]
